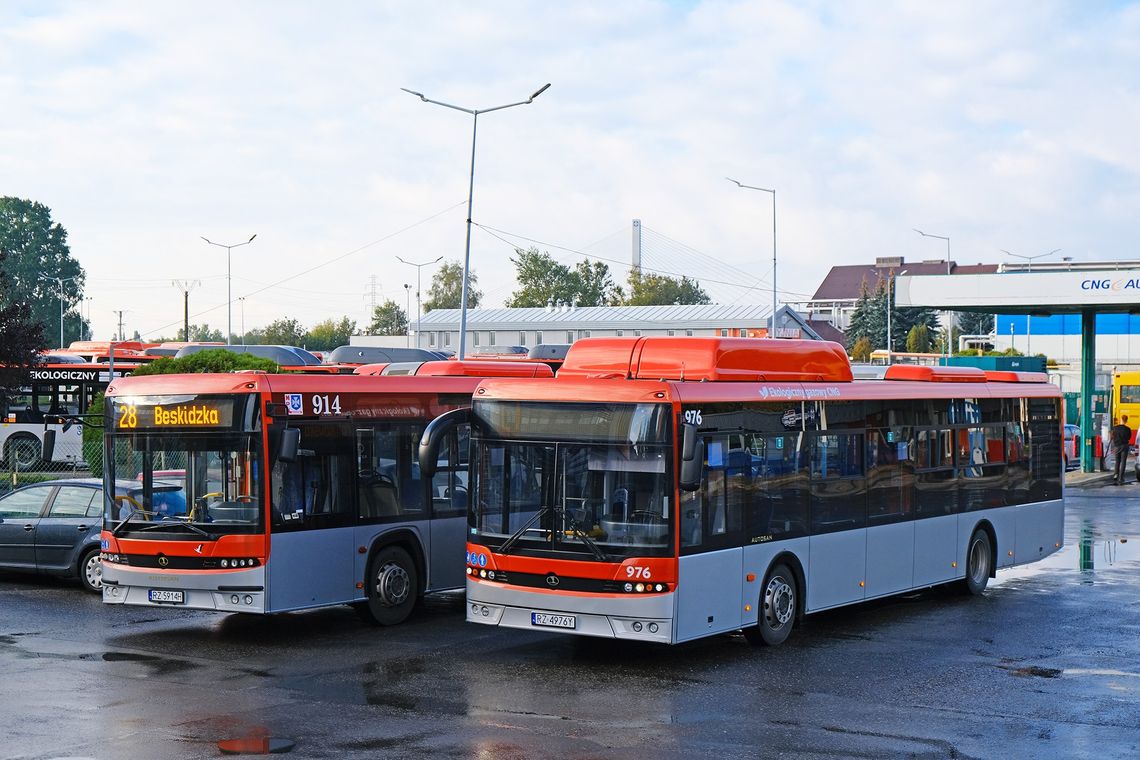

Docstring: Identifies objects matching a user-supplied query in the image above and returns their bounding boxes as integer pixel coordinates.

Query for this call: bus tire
[77,547,102,594]
[5,434,42,470]
[960,528,992,596]
[743,562,797,647]
[358,545,418,626]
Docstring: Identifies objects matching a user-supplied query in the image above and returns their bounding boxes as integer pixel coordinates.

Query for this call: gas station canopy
[895,269,1140,314]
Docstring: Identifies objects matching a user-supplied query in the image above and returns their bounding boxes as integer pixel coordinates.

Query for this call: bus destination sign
[114,399,235,429]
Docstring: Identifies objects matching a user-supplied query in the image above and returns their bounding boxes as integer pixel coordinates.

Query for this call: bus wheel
[78,547,102,593]
[5,435,42,470]
[359,546,418,626]
[961,529,992,596]
[743,563,797,647]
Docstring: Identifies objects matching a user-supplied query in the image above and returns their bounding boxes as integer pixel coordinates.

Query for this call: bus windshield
[105,431,263,537]
[471,401,673,560]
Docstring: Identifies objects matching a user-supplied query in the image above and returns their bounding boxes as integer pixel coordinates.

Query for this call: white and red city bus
[421,337,1064,644]
[1,359,139,469]
[99,359,552,625]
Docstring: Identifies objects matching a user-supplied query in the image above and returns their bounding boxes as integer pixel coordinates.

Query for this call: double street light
[913,228,953,357]
[1002,248,1060,355]
[201,234,257,345]
[41,275,78,348]
[886,269,908,355]
[727,179,778,334]
[397,256,442,349]
[402,82,550,359]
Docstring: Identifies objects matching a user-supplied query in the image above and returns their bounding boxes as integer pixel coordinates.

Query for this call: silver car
[0,478,108,593]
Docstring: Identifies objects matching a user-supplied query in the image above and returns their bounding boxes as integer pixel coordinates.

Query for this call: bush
[132,350,280,376]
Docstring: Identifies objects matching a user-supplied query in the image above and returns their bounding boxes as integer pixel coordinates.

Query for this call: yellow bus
[1112,371,1140,445]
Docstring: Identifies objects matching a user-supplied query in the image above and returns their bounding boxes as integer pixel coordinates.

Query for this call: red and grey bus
[99,360,552,624]
[421,336,1064,645]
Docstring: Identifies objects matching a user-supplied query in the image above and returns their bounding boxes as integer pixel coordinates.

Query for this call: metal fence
[0,436,104,496]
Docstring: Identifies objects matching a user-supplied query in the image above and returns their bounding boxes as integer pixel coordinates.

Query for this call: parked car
[1064,424,1080,470]
[0,478,112,593]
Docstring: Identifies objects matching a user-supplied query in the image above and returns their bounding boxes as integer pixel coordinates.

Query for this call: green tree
[423,260,481,312]
[625,269,710,306]
[850,336,872,362]
[506,248,623,308]
[576,259,624,306]
[956,311,995,336]
[506,248,578,308]
[0,197,87,347]
[177,323,225,342]
[906,324,931,353]
[305,317,356,351]
[262,318,306,346]
[368,300,408,336]
[846,279,883,351]
[0,247,44,398]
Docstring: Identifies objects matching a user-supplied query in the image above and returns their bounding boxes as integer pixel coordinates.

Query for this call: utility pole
[366,275,379,317]
[114,310,128,341]
[172,280,200,341]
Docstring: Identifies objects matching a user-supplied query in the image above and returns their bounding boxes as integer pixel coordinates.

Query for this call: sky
[3,1,1140,343]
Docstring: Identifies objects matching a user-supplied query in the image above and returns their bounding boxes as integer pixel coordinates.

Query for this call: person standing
[1110,415,1133,485]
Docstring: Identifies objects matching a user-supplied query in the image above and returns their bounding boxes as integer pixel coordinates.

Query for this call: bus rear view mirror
[679,423,703,491]
[418,408,471,478]
[42,430,56,463]
[278,428,300,463]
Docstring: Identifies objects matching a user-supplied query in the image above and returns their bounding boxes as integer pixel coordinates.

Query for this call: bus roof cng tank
[557,337,853,382]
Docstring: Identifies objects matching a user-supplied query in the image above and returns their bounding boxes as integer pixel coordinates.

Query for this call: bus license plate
[148,589,184,604]
[531,612,576,629]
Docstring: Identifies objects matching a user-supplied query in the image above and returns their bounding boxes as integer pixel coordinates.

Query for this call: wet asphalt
[1,476,1138,760]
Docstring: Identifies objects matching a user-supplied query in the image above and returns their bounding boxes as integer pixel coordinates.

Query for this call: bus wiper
[134,518,216,539]
[553,507,609,562]
[498,506,550,556]
[111,508,162,537]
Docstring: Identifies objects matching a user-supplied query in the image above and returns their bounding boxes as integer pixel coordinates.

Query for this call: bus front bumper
[102,564,267,614]
[466,578,675,643]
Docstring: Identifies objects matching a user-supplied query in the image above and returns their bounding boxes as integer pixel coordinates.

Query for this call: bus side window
[431,424,469,519]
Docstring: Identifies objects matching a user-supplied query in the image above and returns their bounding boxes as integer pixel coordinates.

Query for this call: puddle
[101,651,199,675]
[218,736,296,755]
[999,664,1062,678]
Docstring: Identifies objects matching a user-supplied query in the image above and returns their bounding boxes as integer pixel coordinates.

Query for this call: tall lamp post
[886,269,908,356]
[41,275,78,348]
[397,256,442,349]
[201,234,257,345]
[727,179,778,335]
[238,297,246,345]
[402,83,551,359]
[914,228,952,357]
[1001,248,1059,355]
[403,284,412,347]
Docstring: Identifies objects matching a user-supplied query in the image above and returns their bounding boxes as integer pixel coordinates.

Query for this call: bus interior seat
[360,482,400,518]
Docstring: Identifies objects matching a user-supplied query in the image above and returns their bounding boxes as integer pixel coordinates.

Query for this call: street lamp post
[201,234,257,345]
[397,256,443,349]
[886,269,908,356]
[727,179,778,335]
[238,297,246,344]
[1001,248,1060,356]
[40,276,78,348]
[402,83,550,359]
[403,284,412,347]
[914,229,952,358]
[83,297,94,340]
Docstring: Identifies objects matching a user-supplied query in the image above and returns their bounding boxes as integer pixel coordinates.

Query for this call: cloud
[2,1,1138,340]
